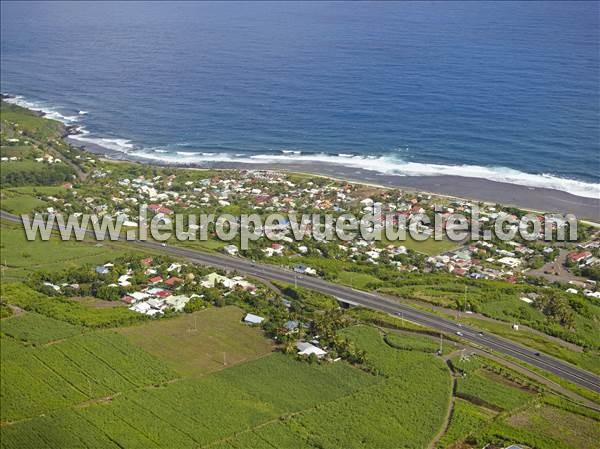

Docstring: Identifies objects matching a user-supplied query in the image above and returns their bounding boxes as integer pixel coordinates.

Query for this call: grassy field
[500,404,600,449]
[0,353,375,449]
[2,283,147,328]
[382,233,460,256]
[0,186,67,215]
[0,220,151,282]
[0,311,84,345]
[436,398,497,448]
[2,309,597,449]
[0,331,174,422]
[116,306,274,377]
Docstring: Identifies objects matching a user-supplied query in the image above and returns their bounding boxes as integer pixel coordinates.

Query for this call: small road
[529,249,587,284]
[2,210,600,396]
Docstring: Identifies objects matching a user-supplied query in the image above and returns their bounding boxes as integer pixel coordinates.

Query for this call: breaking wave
[4,93,599,199]
[4,95,80,123]
[132,150,600,199]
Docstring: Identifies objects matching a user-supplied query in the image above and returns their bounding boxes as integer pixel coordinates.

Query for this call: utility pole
[439,333,443,354]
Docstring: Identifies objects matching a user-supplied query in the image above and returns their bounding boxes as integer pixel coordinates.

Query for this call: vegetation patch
[0,312,83,345]
[1,283,147,328]
[117,306,274,376]
[0,332,174,422]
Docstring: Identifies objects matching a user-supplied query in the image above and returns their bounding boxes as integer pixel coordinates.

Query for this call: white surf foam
[68,134,135,152]
[4,95,80,123]
[5,93,598,199]
[133,150,600,199]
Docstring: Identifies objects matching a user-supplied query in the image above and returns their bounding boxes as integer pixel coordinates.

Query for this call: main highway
[2,210,600,395]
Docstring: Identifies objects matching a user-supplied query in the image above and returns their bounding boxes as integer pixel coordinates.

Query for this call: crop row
[1,331,174,422]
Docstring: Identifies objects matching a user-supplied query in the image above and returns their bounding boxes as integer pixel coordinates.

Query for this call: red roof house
[148,276,163,284]
[164,277,183,286]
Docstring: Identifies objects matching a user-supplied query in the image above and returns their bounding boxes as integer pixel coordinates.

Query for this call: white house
[243,313,264,325]
[296,342,327,358]
[498,257,522,269]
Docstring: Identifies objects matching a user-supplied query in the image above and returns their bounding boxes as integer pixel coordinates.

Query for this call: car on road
[456,331,464,337]
[478,331,484,336]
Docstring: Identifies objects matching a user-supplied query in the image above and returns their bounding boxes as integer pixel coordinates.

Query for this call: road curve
[2,210,599,395]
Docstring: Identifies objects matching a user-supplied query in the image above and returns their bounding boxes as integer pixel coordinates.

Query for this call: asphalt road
[2,210,600,395]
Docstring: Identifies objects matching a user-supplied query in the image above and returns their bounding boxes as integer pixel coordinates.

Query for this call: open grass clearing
[116,306,274,377]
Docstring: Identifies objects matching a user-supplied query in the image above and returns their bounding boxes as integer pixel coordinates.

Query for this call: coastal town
[16,161,600,293]
[1,99,599,449]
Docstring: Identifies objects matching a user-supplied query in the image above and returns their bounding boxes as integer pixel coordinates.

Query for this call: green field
[0,330,174,422]
[1,322,456,449]
[2,283,147,328]
[382,233,460,256]
[437,398,496,448]
[117,306,274,376]
[0,311,84,345]
[0,353,375,448]
[0,220,150,282]
[0,186,67,215]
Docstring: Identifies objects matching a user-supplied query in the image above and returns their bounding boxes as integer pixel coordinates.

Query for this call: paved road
[2,210,600,395]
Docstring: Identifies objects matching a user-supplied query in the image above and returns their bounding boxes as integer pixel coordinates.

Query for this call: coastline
[4,93,597,221]
[72,138,600,222]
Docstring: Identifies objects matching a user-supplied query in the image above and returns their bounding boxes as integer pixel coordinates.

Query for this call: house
[127,292,149,302]
[147,298,165,309]
[223,244,238,256]
[165,295,191,312]
[95,266,110,275]
[148,275,163,285]
[498,257,522,269]
[164,276,183,287]
[271,243,284,253]
[200,272,233,288]
[167,263,182,272]
[283,320,299,332]
[567,251,592,264]
[118,274,131,287]
[43,282,60,291]
[121,295,136,304]
[296,342,327,358]
[230,276,256,291]
[154,290,172,299]
[130,302,151,314]
[243,313,265,325]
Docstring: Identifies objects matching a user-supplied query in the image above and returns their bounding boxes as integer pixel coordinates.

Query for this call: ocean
[1,1,599,198]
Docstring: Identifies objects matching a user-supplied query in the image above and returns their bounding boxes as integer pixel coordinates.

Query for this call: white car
[456,331,464,337]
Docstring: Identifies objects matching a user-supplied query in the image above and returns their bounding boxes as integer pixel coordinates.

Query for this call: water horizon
[1,1,599,198]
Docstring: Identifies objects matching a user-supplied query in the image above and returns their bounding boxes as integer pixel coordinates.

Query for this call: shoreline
[72,138,600,221]
[4,93,597,220]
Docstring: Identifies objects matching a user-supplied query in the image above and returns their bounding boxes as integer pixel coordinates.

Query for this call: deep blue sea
[1,1,599,198]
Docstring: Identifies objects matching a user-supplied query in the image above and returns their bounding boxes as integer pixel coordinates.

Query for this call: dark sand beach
[72,139,600,222]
